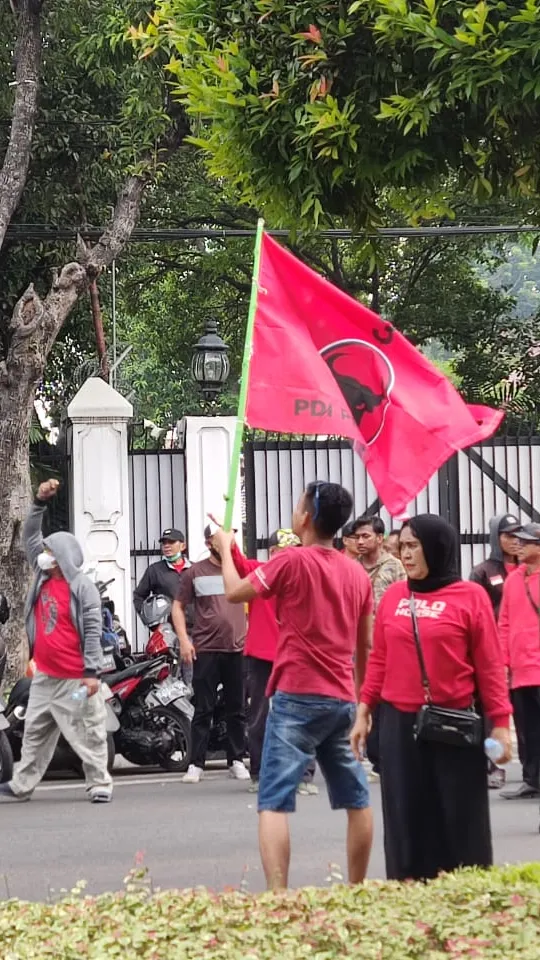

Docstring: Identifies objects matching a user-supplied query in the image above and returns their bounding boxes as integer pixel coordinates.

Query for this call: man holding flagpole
[214,481,373,890]
[214,219,503,887]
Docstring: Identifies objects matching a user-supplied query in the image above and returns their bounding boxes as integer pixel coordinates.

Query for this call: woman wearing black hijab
[351,514,512,881]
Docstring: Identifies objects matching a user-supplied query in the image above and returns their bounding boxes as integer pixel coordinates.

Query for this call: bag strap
[524,575,540,617]
[523,574,540,651]
[409,595,432,705]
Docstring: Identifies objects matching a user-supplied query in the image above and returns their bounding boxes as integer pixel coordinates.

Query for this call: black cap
[159,528,185,543]
[498,515,520,535]
[514,523,540,543]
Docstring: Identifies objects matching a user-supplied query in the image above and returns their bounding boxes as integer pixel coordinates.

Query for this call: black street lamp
[191,319,230,402]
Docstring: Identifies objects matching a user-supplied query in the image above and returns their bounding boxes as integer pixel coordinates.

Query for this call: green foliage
[2,864,540,958]
[108,154,254,420]
[135,0,540,227]
[2,1,538,428]
[108,217,540,424]
[0,0,176,388]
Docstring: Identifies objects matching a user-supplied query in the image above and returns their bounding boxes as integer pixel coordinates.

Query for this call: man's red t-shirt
[248,545,373,702]
[34,578,85,679]
[232,544,277,662]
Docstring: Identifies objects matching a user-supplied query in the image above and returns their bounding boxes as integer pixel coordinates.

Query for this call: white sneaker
[229,760,251,781]
[89,788,113,804]
[182,764,204,784]
[297,781,319,796]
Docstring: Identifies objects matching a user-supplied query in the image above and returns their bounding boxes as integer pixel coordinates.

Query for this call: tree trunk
[0,0,43,252]
[0,0,186,687]
[0,178,148,687]
[0,380,35,685]
[0,268,86,688]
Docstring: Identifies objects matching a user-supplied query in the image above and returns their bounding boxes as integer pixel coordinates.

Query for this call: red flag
[245,233,503,515]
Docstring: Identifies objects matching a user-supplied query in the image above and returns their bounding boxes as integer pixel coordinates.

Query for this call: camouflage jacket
[362,552,407,610]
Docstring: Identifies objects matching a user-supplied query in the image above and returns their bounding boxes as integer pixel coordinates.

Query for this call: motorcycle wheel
[152,706,191,773]
[69,732,116,778]
[0,729,14,783]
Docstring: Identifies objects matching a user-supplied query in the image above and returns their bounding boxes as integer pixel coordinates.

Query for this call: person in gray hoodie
[470,513,521,790]
[0,479,113,803]
[470,513,521,618]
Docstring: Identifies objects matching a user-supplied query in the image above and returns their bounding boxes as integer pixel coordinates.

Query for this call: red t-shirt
[232,544,277,662]
[361,580,511,728]
[499,567,540,689]
[34,578,85,679]
[248,545,373,702]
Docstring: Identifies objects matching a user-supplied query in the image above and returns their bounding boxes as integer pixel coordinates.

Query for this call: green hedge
[1,864,540,959]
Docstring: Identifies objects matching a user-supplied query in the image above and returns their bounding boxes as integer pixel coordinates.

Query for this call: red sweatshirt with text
[499,567,540,689]
[231,544,277,663]
[361,580,511,728]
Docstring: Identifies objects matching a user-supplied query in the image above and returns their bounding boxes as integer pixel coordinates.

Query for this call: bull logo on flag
[320,339,395,445]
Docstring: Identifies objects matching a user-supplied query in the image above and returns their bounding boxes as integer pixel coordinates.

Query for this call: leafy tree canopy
[137,0,540,228]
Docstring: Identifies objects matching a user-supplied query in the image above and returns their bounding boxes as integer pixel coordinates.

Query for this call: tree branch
[0,0,43,254]
[371,267,380,314]
[89,278,109,380]
[216,274,251,295]
[398,239,442,311]
[84,175,148,274]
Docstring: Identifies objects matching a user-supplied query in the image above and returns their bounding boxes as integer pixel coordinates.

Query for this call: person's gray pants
[10,671,113,797]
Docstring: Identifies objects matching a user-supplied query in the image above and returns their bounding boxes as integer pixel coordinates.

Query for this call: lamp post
[191,319,230,402]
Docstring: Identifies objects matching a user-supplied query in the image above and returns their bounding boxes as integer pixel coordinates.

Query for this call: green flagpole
[223,217,265,531]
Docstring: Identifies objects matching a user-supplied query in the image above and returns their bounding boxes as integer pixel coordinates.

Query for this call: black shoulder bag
[410,595,483,749]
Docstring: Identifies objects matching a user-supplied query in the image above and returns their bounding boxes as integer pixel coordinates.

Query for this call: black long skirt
[379,702,493,881]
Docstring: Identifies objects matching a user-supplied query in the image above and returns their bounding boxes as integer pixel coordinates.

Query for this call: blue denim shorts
[258,691,370,814]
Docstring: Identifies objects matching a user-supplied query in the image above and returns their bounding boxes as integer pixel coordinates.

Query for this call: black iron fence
[29,422,540,581]
[243,431,540,576]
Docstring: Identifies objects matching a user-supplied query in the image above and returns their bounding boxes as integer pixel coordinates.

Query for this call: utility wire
[5,223,540,243]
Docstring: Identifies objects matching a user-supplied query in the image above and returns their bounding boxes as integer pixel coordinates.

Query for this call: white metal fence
[243,436,540,579]
[126,433,540,648]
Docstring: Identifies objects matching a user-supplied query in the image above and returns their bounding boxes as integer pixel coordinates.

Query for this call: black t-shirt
[134,559,194,628]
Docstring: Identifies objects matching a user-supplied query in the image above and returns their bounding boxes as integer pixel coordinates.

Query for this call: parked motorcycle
[104,651,192,772]
[96,578,131,663]
[107,593,194,772]
[0,592,14,782]
[6,668,118,776]
[7,589,193,777]
[137,594,247,765]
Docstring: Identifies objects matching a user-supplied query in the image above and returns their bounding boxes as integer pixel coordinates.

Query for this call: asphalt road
[1,760,538,901]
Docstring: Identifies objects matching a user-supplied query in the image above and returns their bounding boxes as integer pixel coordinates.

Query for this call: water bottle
[484,737,504,763]
[72,685,88,703]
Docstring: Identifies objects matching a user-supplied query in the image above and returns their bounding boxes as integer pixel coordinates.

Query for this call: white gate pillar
[182,417,242,561]
[68,378,133,635]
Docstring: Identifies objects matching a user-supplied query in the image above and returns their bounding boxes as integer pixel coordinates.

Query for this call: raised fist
[37,479,60,502]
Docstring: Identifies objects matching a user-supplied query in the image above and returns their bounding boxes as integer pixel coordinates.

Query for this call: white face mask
[37,552,57,572]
